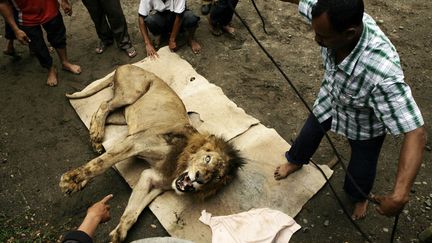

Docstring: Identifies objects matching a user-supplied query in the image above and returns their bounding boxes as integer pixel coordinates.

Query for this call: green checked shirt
[298,0,424,140]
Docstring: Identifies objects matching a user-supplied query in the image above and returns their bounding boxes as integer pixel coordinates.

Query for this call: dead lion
[59,64,245,242]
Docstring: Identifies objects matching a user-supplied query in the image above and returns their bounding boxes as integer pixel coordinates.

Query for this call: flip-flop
[95,43,105,54]
[95,42,109,54]
[125,46,137,58]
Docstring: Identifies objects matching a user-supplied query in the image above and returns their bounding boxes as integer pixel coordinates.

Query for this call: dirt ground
[0,0,431,242]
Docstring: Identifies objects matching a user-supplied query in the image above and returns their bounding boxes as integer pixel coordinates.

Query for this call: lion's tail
[66,76,113,99]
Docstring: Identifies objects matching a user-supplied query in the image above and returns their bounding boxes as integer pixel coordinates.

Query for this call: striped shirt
[299,0,424,140]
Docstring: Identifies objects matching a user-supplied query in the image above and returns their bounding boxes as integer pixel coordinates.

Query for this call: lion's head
[171,133,245,199]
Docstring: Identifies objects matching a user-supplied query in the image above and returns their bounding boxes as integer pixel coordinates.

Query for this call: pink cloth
[199,208,301,243]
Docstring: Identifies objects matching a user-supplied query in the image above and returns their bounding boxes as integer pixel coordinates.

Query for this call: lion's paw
[109,225,127,243]
[89,118,105,144]
[59,169,88,194]
[91,141,105,154]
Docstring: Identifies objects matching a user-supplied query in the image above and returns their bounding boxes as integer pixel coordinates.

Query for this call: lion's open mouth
[175,172,196,192]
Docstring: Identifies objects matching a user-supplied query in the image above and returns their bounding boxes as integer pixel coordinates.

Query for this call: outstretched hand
[87,194,113,223]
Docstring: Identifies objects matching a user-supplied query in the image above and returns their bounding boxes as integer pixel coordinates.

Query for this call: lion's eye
[204,155,211,163]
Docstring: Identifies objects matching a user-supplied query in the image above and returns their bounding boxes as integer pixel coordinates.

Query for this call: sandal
[95,41,111,54]
[125,46,137,58]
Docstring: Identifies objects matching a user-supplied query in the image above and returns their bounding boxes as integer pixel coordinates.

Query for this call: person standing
[0,0,81,86]
[82,0,137,58]
[274,0,426,220]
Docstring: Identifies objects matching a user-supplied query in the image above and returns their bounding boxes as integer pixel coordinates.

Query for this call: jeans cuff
[285,151,309,165]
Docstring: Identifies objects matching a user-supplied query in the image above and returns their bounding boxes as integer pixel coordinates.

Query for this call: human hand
[15,29,31,44]
[372,194,408,217]
[61,0,72,16]
[146,43,159,59]
[168,39,177,52]
[86,194,113,223]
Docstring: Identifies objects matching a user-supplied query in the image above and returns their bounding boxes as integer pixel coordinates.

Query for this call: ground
[0,0,431,242]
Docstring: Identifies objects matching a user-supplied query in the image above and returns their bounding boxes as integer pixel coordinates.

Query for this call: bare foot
[62,62,81,74]
[188,39,201,54]
[274,162,302,180]
[222,25,235,35]
[352,200,368,220]
[47,66,58,87]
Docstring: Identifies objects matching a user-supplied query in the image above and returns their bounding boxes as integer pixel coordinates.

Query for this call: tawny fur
[59,64,245,242]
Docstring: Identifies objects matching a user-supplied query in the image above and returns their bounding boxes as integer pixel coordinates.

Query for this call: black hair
[311,0,364,32]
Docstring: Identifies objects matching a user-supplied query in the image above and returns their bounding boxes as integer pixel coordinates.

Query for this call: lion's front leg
[60,136,138,194]
[109,170,164,242]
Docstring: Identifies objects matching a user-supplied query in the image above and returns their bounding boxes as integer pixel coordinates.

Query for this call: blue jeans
[286,114,386,202]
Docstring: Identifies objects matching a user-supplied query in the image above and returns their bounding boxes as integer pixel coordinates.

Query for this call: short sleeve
[369,77,424,135]
[298,0,317,23]
[138,0,151,16]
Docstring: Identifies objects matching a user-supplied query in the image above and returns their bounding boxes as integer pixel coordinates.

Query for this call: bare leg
[352,200,368,220]
[110,169,164,243]
[274,162,302,180]
[55,47,81,74]
[3,39,15,55]
[46,66,58,87]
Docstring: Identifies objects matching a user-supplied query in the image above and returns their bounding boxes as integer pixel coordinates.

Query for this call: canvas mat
[68,47,333,243]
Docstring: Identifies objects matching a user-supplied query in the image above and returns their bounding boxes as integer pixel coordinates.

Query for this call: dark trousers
[144,10,200,37]
[19,13,67,69]
[286,114,386,202]
[82,0,132,50]
[209,0,239,27]
[4,8,18,40]
[4,22,15,40]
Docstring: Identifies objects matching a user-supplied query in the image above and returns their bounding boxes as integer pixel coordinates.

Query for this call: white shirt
[138,0,186,16]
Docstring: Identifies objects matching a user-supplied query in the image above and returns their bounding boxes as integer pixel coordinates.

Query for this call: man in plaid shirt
[274,0,426,220]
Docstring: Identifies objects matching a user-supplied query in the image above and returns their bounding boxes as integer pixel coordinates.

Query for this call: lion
[59,64,245,242]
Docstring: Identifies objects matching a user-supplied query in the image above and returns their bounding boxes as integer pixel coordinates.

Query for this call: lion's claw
[91,141,105,154]
[59,169,88,194]
[109,225,126,243]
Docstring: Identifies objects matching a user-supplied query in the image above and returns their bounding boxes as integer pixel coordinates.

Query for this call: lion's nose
[195,171,205,184]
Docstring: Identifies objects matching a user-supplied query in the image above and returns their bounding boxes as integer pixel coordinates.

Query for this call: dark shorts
[19,12,67,69]
[286,113,386,202]
[142,10,200,36]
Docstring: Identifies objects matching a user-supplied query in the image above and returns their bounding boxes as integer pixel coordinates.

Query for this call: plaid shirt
[299,0,424,140]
